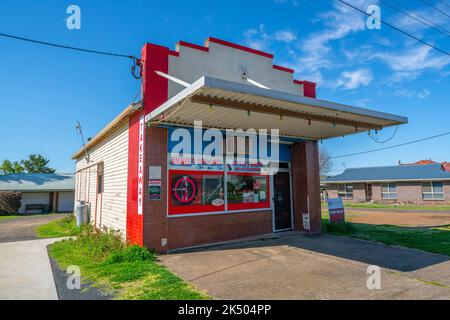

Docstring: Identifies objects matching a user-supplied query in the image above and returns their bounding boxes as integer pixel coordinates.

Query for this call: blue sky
[0,0,449,174]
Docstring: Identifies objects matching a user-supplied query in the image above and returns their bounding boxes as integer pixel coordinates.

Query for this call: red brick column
[143,126,168,253]
[291,141,322,234]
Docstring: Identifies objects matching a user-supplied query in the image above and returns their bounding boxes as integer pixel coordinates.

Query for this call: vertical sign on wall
[137,115,145,215]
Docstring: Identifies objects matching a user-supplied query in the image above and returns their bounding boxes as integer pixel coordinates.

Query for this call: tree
[319,148,333,177]
[0,192,22,215]
[20,154,56,174]
[0,160,24,175]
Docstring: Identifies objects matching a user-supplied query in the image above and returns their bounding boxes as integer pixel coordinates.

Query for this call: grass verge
[49,225,210,300]
[0,215,19,220]
[36,215,80,238]
[323,219,450,256]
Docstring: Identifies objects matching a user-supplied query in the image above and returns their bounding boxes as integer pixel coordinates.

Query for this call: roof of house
[0,173,75,192]
[324,164,450,183]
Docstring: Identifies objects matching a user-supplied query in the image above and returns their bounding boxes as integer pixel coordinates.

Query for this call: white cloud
[372,45,450,72]
[285,0,374,83]
[274,30,297,43]
[371,45,450,84]
[394,88,431,99]
[335,69,373,90]
[243,25,297,51]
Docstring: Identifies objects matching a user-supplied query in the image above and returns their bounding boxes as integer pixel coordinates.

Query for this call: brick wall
[143,126,168,252]
[352,183,367,203]
[291,141,322,234]
[167,211,272,250]
[397,182,422,203]
[325,183,367,203]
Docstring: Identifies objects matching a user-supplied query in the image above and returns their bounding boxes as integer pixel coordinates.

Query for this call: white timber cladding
[75,122,129,236]
[168,41,303,99]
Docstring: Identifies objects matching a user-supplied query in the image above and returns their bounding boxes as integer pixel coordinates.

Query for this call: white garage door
[58,192,75,213]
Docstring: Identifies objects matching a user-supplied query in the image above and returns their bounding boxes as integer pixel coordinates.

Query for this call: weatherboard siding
[75,122,129,236]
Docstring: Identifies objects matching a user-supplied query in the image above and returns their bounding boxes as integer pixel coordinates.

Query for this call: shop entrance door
[273,171,293,232]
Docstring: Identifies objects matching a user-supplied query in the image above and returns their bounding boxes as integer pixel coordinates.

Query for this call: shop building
[73,37,407,252]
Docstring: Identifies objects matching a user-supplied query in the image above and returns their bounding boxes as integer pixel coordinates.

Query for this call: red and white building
[73,37,407,252]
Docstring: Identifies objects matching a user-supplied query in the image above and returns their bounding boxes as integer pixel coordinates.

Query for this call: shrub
[0,192,22,216]
[76,224,126,262]
[105,245,157,264]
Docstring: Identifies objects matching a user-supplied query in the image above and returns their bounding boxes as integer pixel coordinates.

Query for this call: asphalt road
[0,214,68,243]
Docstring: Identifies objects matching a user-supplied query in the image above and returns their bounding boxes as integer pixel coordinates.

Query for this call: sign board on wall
[302,213,311,230]
[137,116,145,215]
[149,166,162,180]
[149,180,162,201]
[327,198,345,224]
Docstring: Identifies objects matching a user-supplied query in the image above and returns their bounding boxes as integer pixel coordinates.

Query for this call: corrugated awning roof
[0,173,75,192]
[324,164,450,183]
[145,76,408,140]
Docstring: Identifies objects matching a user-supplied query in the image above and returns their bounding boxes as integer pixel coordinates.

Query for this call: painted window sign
[169,171,225,215]
[137,116,145,215]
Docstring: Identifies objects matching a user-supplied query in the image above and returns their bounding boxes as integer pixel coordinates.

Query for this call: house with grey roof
[323,163,450,204]
[0,173,75,214]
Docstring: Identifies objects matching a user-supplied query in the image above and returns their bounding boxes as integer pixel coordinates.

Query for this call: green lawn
[36,215,80,238]
[323,202,450,211]
[0,215,20,220]
[48,225,210,300]
[323,219,450,257]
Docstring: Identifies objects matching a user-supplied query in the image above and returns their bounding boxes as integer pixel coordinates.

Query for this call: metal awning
[145,76,408,140]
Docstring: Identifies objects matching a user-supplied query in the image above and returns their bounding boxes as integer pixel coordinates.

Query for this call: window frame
[337,184,353,199]
[422,181,444,201]
[381,182,397,200]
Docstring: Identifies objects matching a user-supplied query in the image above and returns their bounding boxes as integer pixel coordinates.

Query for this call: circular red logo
[172,176,197,205]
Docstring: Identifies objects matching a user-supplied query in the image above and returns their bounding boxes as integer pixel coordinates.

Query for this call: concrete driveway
[160,233,450,300]
[0,214,68,243]
[0,238,60,300]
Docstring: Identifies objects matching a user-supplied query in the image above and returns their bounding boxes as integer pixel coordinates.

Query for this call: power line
[436,0,450,10]
[337,0,450,55]
[330,131,450,159]
[421,0,450,18]
[0,32,136,60]
[368,126,398,144]
[380,0,450,37]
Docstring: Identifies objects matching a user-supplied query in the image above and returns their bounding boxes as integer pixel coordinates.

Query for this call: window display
[227,174,270,210]
[169,171,225,215]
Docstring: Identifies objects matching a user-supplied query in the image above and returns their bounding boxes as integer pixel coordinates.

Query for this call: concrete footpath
[0,238,61,300]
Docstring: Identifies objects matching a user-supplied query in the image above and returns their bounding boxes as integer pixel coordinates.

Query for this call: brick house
[324,163,450,204]
[72,37,407,252]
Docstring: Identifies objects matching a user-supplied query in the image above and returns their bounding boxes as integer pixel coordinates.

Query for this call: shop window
[422,182,444,200]
[227,174,270,210]
[169,171,225,215]
[381,183,397,200]
[338,184,353,199]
